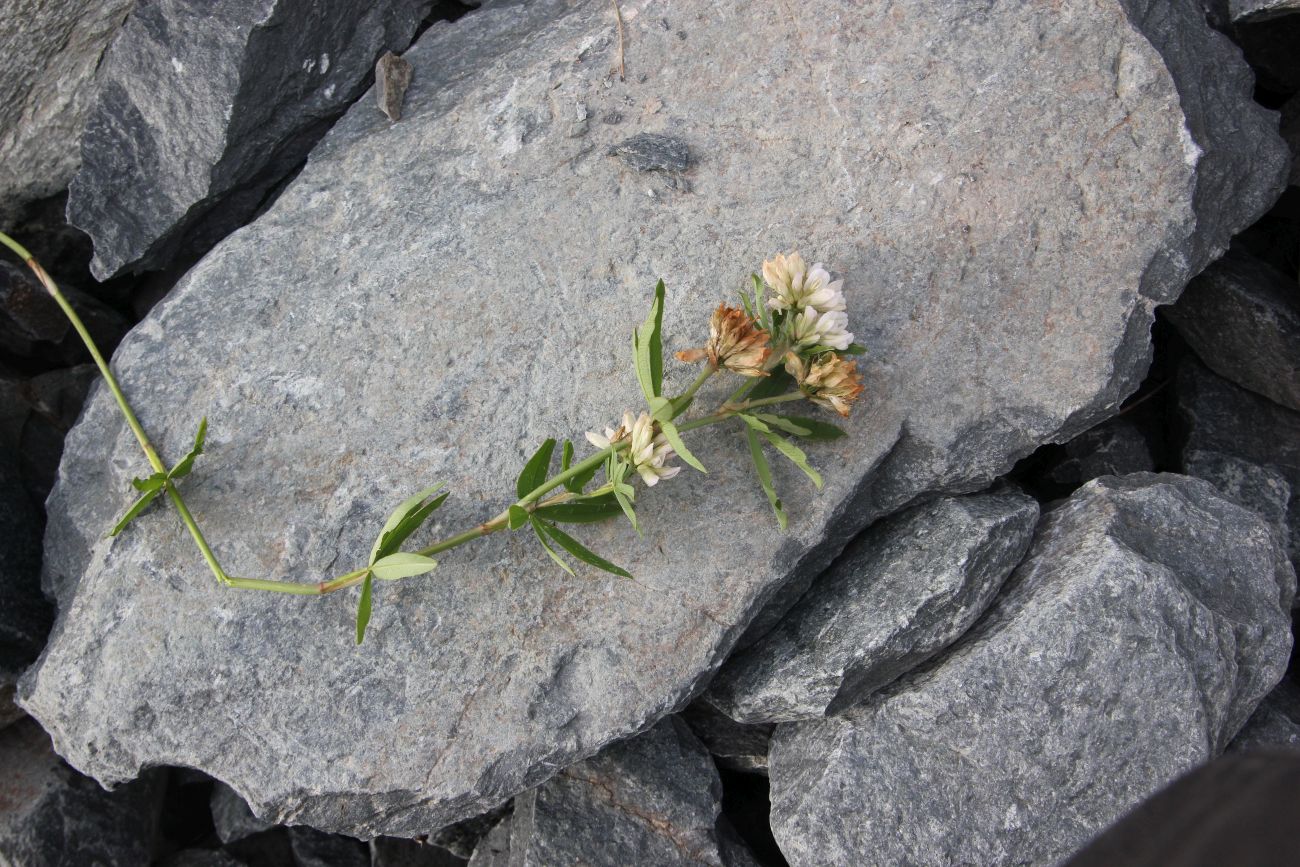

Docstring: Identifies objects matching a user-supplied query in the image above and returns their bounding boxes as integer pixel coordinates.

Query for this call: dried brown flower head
[784,351,865,417]
[676,304,771,377]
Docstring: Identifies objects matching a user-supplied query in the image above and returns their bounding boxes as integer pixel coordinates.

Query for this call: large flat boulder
[21,0,1288,838]
[768,474,1296,866]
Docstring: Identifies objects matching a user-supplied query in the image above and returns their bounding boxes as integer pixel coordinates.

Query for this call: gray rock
[1183,449,1292,558]
[0,0,133,226]
[21,0,1288,839]
[1042,415,1155,489]
[508,717,739,866]
[1177,357,1300,570]
[1230,0,1300,19]
[372,835,467,866]
[1229,677,1300,753]
[679,701,772,774]
[288,826,369,867]
[376,51,414,122]
[0,259,129,366]
[67,0,437,278]
[13,364,98,514]
[0,717,163,867]
[211,781,274,845]
[427,807,509,860]
[769,474,1296,866]
[466,819,511,867]
[709,491,1039,723]
[1164,247,1300,411]
[0,454,50,729]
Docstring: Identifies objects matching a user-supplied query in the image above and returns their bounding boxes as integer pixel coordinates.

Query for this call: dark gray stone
[22,0,1289,839]
[1229,677,1300,753]
[67,0,437,278]
[0,0,133,225]
[679,701,772,774]
[427,806,508,860]
[708,491,1039,723]
[13,364,98,517]
[1042,415,1155,489]
[1164,247,1300,411]
[508,717,742,866]
[1283,94,1300,187]
[466,819,510,867]
[376,51,414,122]
[288,826,369,867]
[0,259,129,366]
[0,717,163,867]
[769,474,1296,866]
[1177,357,1300,572]
[1183,449,1292,571]
[211,781,274,845]
[607,133,690,173]
[373,835,467,866]
[0,455,49,729]
[160,850,249,867]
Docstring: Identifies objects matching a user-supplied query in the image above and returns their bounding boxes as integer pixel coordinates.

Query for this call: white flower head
[627,411,681,487]
[762,252,846,314]
[791,308,853,351]
[586,411,681,487]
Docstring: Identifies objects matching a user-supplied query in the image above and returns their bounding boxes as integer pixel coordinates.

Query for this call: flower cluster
[586,411,681,487]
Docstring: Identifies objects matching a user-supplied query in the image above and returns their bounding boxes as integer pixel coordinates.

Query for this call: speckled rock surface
[0,717,163,867]
[0,0,133,226]
[707,490,1039,723]
[1164,247,1300,411]
[505,717,741,866]
[21,0,1289,838]
[1229,677,1300,753]
[1177,357,1300,569]
[768,474,1295,867]
[67,0,436,278]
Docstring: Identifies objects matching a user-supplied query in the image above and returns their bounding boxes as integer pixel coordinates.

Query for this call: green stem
[735,392,805,410]
[673,366,713,415]
[1,231,234,587]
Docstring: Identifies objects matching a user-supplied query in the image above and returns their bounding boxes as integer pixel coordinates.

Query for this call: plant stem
[673,367,713,415]
[734,392,805,410]
[0,230,233,587]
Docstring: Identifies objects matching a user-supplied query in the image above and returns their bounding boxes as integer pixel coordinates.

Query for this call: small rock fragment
[288,826,370,867]
[679,701,773,774]
[607,132,690,172]
[709,491,1039,723]
[376,51,414,122]
[1229,677,1300,753]
[210,781,274,845]
[1164,247,1300,412]
[1042,416,1155,489]
[508,717,749,866]
[466,818,511,867]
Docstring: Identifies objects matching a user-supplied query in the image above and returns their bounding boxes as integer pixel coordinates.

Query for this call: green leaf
[613,486,639,534]
[767,415,846,440]
[634,280,666,401]
[843,342,868,356]
[167,417,208,480]
[534,495,623,523]
[659,419,706,473]
[529,516,575,576]
[746,367,794,400]
[355,572,374,645]
[369,484,448,564]
[670,392,695,419]
[737,288,755,319]
[737,413,773,433]
[535,520,632,578]
[761,430,823,490]
[131,472,167,493]
[508,504,530,530]
[649,395,674,423]
[516,438,556,499]
[370,552,438,580]
[565,459,601,495]
[561,440,574,472]
[746,427,787,530]
[754,414,812,436]
[108,487,163,536]
[752,274,771,331]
